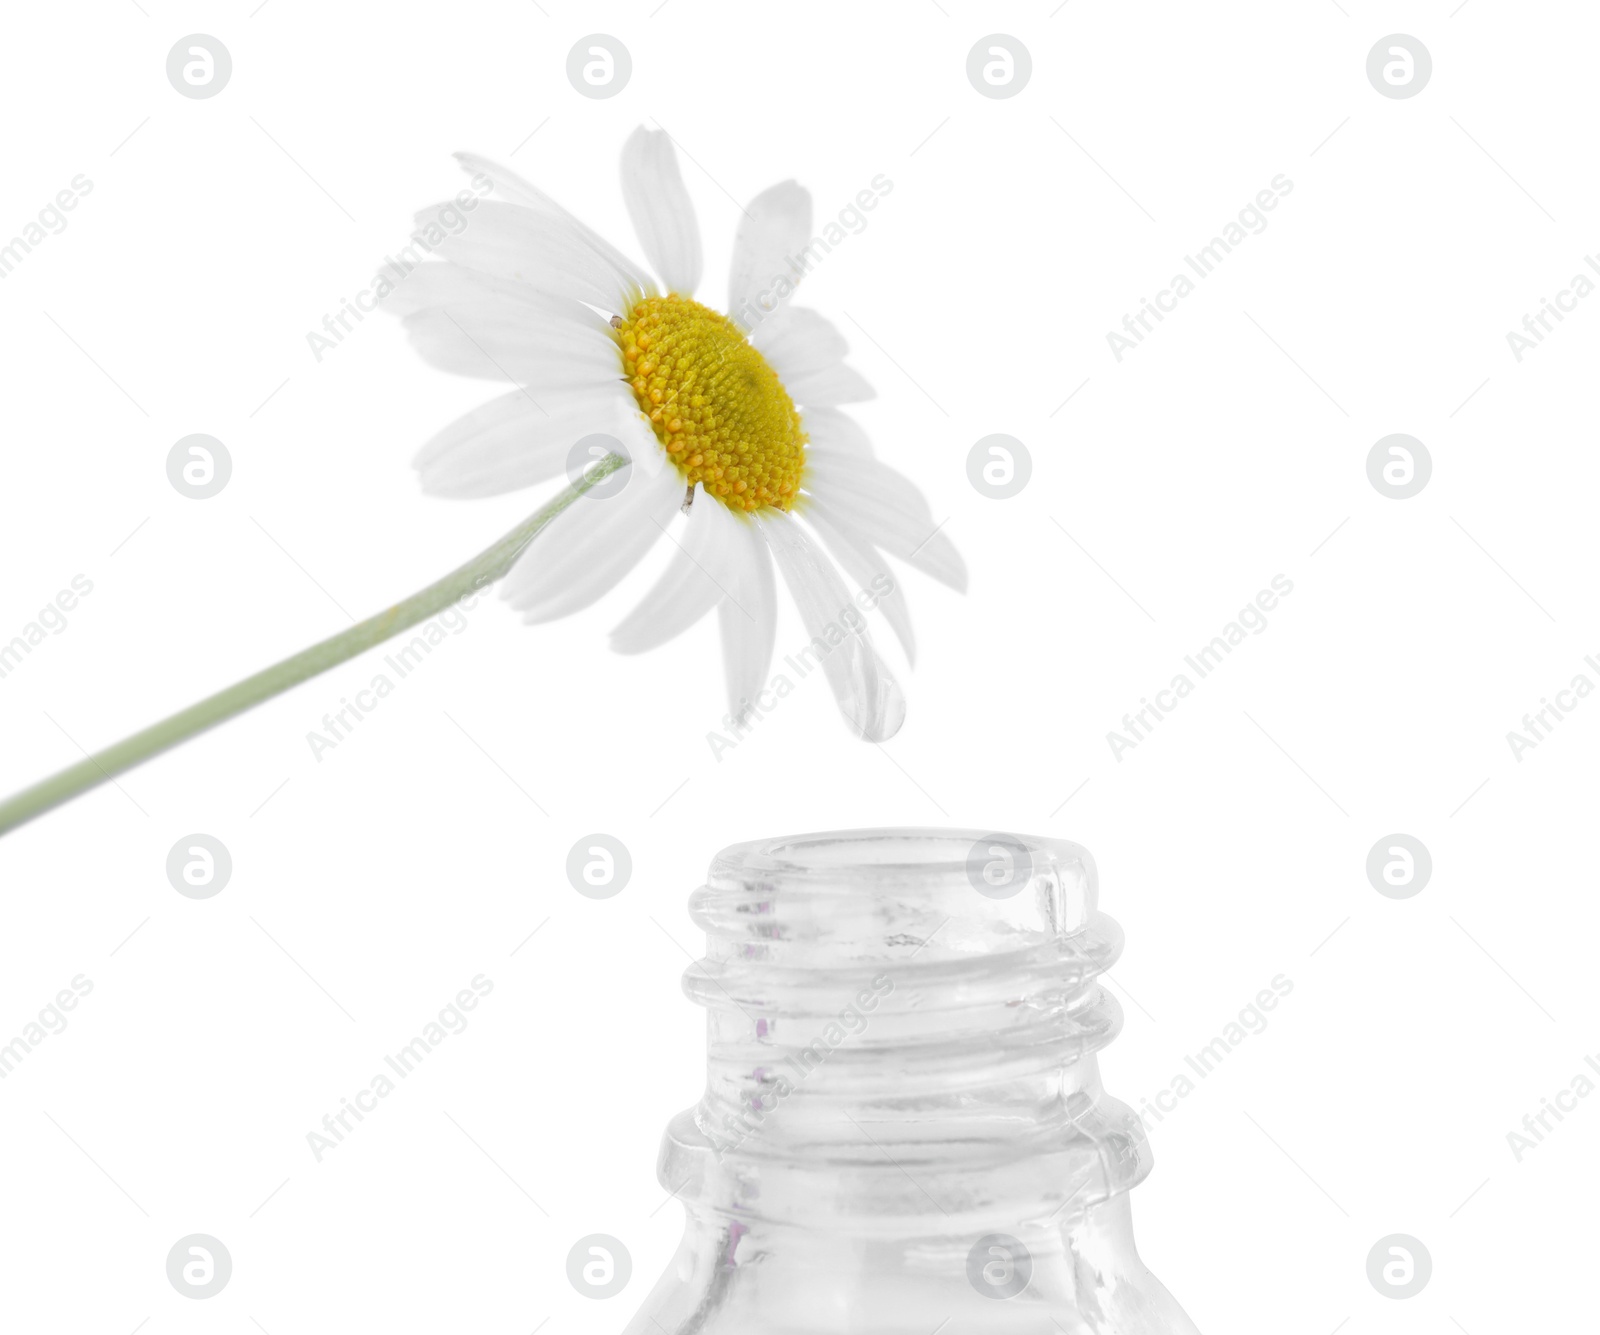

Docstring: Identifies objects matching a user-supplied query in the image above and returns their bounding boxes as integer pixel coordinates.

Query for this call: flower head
[390,129,964,741]
[616,293,806,512]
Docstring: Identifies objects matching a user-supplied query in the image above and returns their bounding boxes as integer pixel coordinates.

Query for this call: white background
[1,1,1595,1331]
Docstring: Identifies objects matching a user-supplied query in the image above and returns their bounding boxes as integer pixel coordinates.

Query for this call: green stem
[0,454,629,838]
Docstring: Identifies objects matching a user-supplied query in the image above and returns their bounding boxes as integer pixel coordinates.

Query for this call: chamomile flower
[0,131,975,835]
[390,129,964,741]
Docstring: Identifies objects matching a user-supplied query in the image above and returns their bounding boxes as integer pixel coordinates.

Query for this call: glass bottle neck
[661,830,1151,1230]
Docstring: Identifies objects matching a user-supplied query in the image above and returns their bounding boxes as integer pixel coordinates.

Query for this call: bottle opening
[693,827,1102,968]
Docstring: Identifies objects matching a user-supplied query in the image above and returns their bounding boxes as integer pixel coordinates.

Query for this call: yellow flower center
[614,294,806,513]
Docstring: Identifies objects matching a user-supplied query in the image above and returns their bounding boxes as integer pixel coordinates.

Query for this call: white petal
[809,452,933,519]
[400,300,618,390]
[390,274,606,346]
[419,199,645,311]
[718,515,778,721]
[727,181,812,328]
[803,463,967,593]
[802,509,916,665]
[376,262,613,328]
[501,462,681,623]
[760,513,905,742]
[620,127,702,296]
[377,262,534,318]
[751,306,847,380]
[414,384,625,498]
[609,488,740,653]
[801,407,875,460]
[453,152,550,207]
[608,400,670,480]
[786,361,875,407]
[452,152,655,298]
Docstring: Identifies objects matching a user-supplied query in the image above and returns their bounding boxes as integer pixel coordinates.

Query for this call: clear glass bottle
[623,829,1203,1334]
